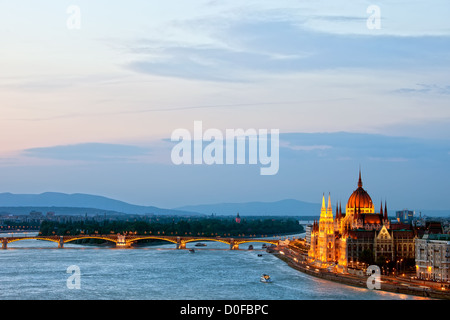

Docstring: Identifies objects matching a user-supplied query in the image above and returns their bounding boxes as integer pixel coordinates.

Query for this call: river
[0,233,426,300]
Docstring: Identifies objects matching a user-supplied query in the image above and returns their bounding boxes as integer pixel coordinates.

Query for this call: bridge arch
[183,238,231,246]
[64,236,117,245]
[7,237,59,244]
[4,237,61,248]
[126,236,179,246]
[235,239,279,246]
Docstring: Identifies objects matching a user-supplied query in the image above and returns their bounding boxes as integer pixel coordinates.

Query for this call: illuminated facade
[308,194,335,267]
[308,170,416,273]
[415,234,450,282]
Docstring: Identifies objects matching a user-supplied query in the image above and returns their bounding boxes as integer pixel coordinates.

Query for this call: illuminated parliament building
[308,170,416,273]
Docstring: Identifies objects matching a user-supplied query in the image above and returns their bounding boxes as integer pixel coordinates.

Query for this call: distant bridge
[1,234,282,250]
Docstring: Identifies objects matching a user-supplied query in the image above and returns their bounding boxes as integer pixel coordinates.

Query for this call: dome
[346,171,375,213]
[347,188,374,210]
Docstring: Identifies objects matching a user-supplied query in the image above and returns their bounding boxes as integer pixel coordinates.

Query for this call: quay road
[271,243,450,300]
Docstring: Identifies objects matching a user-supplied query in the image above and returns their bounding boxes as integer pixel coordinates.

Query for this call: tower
[316,193,336,267]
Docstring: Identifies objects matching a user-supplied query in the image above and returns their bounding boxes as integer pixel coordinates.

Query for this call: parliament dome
[346,171,375,214]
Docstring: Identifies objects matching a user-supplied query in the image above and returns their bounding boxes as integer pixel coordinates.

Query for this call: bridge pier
[229,239,239,250]
[2,238,7,249]
[116,234,130,248]
[176,237,186,249]
[58,236,64,249]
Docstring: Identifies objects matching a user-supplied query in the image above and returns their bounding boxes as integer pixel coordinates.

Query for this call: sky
[0,1,449,213]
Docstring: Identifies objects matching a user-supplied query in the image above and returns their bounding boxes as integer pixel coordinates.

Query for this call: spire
[327,193,332,211]
[322,193,326,210]
[380,201,384,215]
[384,201,388,219]
[358,167,363,188]
[339,202,342,216]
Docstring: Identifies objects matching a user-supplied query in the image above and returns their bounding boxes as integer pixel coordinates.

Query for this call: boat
[260,274,272,283]
[248,245,253,250]
[257,254,263,257]
[189,249,195,253]
[262,244,267,249]
[195,243,207,247]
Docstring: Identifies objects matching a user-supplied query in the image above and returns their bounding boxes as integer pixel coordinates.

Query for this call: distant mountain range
[0,192,195,216]
[0,192,447,217]
[0,192,320,217]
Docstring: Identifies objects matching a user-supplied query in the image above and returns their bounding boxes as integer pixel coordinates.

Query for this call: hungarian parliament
[308,170,416,273]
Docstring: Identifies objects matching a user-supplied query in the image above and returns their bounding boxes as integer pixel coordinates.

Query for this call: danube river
[0,233,426,300]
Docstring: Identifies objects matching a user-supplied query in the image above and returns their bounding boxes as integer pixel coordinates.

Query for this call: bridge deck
[1,234,281,249]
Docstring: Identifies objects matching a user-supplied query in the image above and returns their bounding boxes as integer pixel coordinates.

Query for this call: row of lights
[52,230,274,237]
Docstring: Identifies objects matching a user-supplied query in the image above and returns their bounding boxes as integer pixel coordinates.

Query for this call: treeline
[39,216,304,237]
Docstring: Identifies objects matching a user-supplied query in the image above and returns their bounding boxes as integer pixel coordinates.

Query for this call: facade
[415,234,450,282]
[308,170,417,273]
[305,224,312,246]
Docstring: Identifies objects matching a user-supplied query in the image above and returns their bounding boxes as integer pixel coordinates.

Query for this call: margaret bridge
[1,234,284,250]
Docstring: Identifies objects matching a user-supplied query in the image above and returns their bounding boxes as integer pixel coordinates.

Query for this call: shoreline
[269,247,450,300]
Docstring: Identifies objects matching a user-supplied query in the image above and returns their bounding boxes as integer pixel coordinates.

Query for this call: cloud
[23,143,150,162]
[279,132,450,162]
[280,141,332,151]
[393,83,450,95]
[124,17,450,82]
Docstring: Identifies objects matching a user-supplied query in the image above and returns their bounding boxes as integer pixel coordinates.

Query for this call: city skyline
[1,1,449,211]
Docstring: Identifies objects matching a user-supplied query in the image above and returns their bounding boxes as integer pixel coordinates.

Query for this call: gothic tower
[316,193,336,267]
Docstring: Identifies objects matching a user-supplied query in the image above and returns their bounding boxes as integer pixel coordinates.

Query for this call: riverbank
[269,246,450,300]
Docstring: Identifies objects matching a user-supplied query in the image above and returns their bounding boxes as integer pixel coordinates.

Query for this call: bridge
[1,234,282,250]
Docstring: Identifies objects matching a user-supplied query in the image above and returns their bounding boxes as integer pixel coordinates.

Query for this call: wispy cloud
[393,83,450,95]
[124,17,450,82]
[279,132,450,162]
[23,143,151,162]
[281,141,332,152]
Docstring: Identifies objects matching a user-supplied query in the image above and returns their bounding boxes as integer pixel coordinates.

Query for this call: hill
[0,192,198,216]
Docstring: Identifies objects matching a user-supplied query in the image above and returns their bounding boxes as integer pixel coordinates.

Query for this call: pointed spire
[384,201,388,219]
[327,193,332,211]
[339,202,342,216]
[322,193,326,210]
[380,201,384,215]
[358,167,363,188]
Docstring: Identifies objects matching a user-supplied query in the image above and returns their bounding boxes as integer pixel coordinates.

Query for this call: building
[396,209,414,224]
[308,170,418,273]
[305,224,313,246]
[415,234,450,282]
